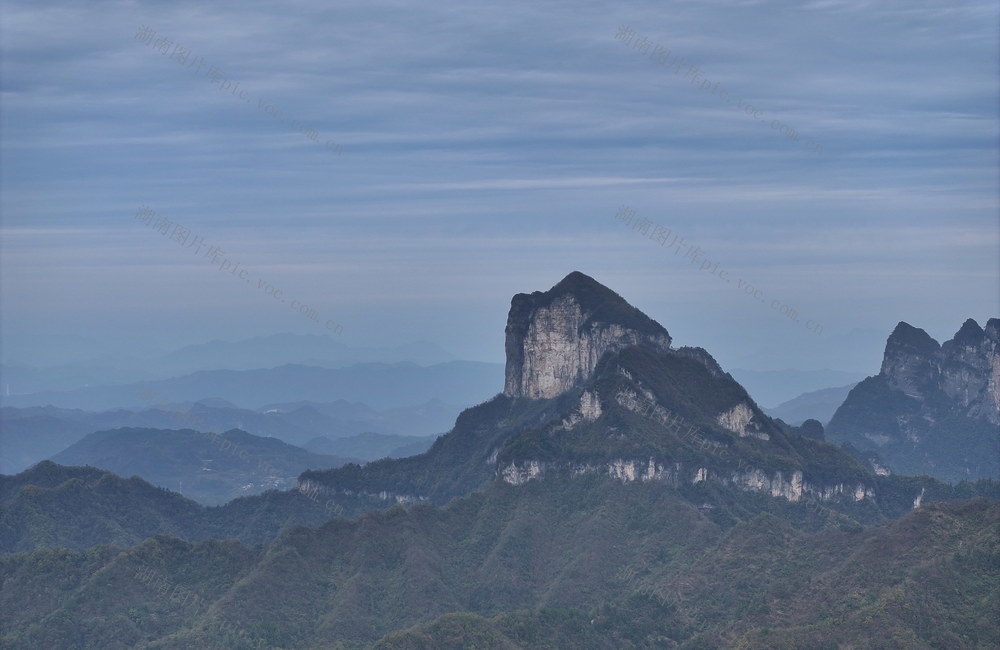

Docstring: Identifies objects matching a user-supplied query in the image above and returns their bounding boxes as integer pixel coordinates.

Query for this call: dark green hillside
[497,346,871,486]
[300,392,571,508]
[0,462,343,553]
[302,342,881,522]
[1,474,995,649]
[0,462,205,554]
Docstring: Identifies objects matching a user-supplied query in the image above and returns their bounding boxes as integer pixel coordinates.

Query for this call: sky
[1,0,997,376]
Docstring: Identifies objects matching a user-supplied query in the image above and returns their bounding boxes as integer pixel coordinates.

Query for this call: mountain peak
[829,316,1000,480]
[986,318,1000,341]
[549,270,611,296]
[503,272,672,399]
[885,321,940,355]
[880,322,940,384]
[950,318,985,347]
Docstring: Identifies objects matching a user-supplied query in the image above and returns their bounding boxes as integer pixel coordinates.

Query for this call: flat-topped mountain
[503,271,672,399]
[301,272,923,518]
[827,318,1000,481]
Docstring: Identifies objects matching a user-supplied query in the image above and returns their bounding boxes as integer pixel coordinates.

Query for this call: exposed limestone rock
[609,459,639,482]
[880,322,942,399]
[579,390,602,421]
[828,318,1000,481]
[717,402,770,440]
[500,460,543,485]
[879,319,999,422]
[558,390,603,431]
[296,479,427,506]
[497,458,874,506]
[504,272,672,399]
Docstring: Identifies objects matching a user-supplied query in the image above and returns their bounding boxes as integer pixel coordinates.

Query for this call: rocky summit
[503,271,672,399]
[300,272,921,520]
[827,318,1000,481]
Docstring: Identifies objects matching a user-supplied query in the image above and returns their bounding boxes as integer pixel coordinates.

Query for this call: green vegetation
[2,302,996,647]
[496,346,873,492]
[1,474,996,649]
[0,462,344,553]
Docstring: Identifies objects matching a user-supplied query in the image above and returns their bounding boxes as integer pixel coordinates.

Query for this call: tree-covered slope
[1,475,996,649]
[0,462,343,553]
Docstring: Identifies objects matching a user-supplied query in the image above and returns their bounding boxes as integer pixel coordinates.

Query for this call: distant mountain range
[729,368,866,409]
[0,397,454,474]
[0,334,459,395]
[50,427,355,505]
[303,432,436,461]
[827,319,1000,482]
[764,383,859,426]
[1,360,502,412]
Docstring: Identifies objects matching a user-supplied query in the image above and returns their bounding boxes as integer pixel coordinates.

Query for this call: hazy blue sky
[2,0,997,374]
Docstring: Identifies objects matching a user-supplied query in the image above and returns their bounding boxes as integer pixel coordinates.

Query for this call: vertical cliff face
[939,319,1000,423]
[880,322,942,398]
[878,318,999,424]
[503,272,672,399]
[827,318,1000,481]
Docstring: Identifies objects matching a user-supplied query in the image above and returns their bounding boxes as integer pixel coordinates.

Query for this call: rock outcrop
[305,272,955,520]
[503,271,672,399]
[498,458,874,506]
[827,318,1000,481]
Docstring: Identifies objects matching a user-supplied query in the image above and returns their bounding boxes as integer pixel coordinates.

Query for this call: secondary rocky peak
[503,272,672,399]
[673,346,728,379]
[939,318,999,422]
[828,317,1000,481]
[880,322,941,395]
[946,318,986,349]
[882,321,940,362]
[986,318,1000,341]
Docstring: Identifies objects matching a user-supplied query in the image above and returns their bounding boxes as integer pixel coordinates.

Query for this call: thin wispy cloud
[1,0,996,369]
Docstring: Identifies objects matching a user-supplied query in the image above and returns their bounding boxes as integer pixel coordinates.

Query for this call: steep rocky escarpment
[827,318,1000,482]
[495,340,875,510]
[503,271,672,399]
[499,458,873,506]
[305,273,968,519]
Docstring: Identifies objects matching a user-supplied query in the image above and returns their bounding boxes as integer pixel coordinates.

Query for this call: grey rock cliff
[879,319,999,424]
[940,319,1000,423]
[503,272,672,399]
[827,318,1000,481]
